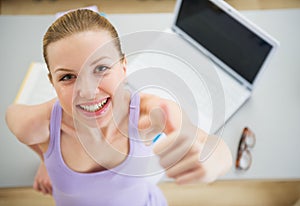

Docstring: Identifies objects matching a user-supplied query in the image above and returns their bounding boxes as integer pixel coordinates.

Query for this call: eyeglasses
[235,127,256,171]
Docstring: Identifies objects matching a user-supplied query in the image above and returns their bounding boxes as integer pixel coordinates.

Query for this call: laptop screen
[174,0,273,84]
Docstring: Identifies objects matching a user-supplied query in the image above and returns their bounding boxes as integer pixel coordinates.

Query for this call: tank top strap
[128,92,144,144]
[129,92,140,127]
[44,100,62,158]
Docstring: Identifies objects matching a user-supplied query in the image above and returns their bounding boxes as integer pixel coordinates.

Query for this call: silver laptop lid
[171,0,279,90]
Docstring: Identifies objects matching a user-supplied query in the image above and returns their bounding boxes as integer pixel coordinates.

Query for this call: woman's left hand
[152,103,232,184]
[33,161,53,195]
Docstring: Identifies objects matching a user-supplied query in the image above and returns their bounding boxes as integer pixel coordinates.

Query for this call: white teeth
[80,98,108,112]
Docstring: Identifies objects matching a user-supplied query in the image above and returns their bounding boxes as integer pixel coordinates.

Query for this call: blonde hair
[43,9,124,80]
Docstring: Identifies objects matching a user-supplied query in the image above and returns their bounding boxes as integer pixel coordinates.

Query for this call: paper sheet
[15,62,57,105]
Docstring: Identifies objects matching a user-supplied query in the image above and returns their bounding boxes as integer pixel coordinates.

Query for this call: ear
[48,72,53,85]
[121,56,127,74]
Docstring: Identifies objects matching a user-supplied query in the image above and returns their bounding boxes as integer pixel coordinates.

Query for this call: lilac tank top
[44,93,168,206]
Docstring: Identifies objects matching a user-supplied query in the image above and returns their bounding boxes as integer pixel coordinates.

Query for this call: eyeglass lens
[236,127,256,170]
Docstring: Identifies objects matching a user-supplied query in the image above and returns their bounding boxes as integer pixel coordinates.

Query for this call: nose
[76,75,100,99]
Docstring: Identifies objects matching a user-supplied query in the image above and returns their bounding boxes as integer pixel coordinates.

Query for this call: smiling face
[47,30,127,128]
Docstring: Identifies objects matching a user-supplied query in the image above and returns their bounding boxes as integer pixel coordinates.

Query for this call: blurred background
[1,0,300,15]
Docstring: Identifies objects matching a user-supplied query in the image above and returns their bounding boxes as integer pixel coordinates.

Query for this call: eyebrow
[53,56,112,74]
[54,68,74,74]
[90,56,111,66]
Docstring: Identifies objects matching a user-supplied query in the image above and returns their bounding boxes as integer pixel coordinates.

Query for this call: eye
[94,65,109,73]
[59,74,76,81]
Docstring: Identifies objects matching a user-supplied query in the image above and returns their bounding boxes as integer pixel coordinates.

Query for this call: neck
[101,90,131,143]
[60,91,132,169]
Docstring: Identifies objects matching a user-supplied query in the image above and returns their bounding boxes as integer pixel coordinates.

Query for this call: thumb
[149,102,181,137]
[159,102,198,142]
[158,103,178,135]
[140,102,177,144]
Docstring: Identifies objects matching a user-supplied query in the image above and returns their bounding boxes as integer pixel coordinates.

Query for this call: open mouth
[78,97,110,113]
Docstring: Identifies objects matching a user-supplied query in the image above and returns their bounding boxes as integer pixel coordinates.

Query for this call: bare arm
[140,94,232,184]
[5,98,56,146]
[29,144,44,160]
[199,135,233,182]
[5,99,56,195]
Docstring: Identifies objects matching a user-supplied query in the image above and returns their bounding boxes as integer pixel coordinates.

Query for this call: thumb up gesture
[142,98,232,184]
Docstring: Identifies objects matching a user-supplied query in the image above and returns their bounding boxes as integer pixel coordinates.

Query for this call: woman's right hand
[33,161,52,195]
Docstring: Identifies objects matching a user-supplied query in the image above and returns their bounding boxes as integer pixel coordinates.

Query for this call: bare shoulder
[5,98,57,145]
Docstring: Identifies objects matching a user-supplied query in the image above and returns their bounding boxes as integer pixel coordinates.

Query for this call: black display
[175,0,273,84]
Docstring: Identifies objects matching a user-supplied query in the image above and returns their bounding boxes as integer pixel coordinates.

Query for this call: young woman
[6,9,232,206]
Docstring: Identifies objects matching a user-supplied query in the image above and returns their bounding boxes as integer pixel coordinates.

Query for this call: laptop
[125,0,279,134]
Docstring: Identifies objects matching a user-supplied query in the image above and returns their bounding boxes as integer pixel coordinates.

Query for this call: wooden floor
[1,0,300,15]
[0,180,300,206]
[1,0,300,206]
